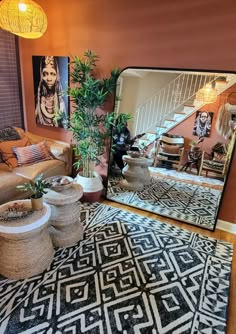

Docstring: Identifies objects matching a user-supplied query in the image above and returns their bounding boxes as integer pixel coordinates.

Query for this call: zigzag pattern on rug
[0,203,232,334]
[107,176,222,230]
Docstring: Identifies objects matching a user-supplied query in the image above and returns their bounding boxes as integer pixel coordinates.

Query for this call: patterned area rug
[107,176,222,230]
[149,167,224,189]
[0,203,233,333]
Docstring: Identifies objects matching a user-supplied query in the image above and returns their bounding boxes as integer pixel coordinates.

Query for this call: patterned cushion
[157,152,181,161]
[13,141,53,166]
[0,137,30,168]
[160,143,180,154]
[202,160,224,171]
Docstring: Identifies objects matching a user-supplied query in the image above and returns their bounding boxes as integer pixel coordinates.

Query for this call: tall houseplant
[68,50,131,180]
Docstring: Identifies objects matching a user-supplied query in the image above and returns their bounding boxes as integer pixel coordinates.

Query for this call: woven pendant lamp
[0,0,47,39]
[196,82,218,104]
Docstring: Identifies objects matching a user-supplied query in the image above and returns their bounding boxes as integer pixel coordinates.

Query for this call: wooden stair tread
[183,103,195,107]
[165,119,177,122]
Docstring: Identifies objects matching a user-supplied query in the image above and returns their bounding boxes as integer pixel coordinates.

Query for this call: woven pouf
[44,183,83,247]
[0,200,54,279]
[120,155,153,191]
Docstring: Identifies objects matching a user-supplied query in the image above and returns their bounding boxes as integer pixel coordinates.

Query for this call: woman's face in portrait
[42,63,57,89]
[200,112,208,124]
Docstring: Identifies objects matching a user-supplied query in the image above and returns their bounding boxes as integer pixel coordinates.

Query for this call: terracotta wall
[169,85,236,153]
[18,0,236,223]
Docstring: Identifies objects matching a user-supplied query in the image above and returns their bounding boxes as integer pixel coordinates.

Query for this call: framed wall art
[192,110,213,137]
[32,56,69,128]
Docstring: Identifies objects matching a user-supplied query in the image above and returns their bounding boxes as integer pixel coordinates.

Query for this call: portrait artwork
[32,56,69,128]
[193,110,213,138]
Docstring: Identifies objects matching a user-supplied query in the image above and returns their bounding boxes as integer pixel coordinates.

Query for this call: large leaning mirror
[106,67,236,231]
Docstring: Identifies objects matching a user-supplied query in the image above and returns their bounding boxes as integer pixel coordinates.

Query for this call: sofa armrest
[24,132,72,175]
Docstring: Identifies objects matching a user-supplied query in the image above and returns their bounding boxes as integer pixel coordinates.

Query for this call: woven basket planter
[74,172,103,202]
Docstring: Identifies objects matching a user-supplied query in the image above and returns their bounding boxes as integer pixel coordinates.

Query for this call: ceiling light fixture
[0,0,47,39]
[196,81,218,104]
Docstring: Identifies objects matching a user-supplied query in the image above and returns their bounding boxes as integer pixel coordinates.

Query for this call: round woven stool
[0,200,54,279]
[44,183,83,247]
[120,155,153,191]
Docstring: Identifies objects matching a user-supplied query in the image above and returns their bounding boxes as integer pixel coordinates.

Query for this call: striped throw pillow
[160,143,181,154]
[0,136,30,168]
[13,141,53,166]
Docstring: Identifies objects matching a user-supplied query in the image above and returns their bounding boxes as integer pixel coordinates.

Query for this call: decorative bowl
[46,176,74,192]
[127,150,141,158]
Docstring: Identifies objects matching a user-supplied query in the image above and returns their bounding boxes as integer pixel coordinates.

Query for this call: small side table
[119,155,153,191]
[44,183,83,247]
[0,200,54,279]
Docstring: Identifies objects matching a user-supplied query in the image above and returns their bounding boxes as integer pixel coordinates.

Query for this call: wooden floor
[103,199,236,334]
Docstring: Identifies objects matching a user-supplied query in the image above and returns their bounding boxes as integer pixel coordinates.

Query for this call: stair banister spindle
[146,101,150,134]
[171,80,177,110]
[184,74,191,101]
[149,99,152,129]
[157,92,163,127]
[135,107,141,135]
[181,74,187,102]
[140,106,145,134]
[202,74,207,87]
[155,94,161,127]
[151,95,156,128]
[192,73,199,97]
[142,104,146,134]
[178,74,185,105]
[164,87,170,121]
[169,81,176,113]
[189,74,194,98]
[159,90,166,126]
[198,74,203,93]
[164,85,171,120]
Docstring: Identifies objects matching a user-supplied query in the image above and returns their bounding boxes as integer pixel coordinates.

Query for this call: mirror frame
[105,66,236,231]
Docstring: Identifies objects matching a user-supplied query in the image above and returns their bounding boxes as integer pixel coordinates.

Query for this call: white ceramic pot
[74,172,103,202]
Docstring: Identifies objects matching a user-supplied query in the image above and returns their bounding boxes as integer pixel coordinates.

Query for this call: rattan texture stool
[0,200,54,279]
[44,183,83,247]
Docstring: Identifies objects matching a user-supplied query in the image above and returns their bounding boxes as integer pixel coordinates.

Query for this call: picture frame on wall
[32,56,69,128]
[193,110,213,137]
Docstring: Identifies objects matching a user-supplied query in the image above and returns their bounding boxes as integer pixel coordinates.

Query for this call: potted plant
[67,50,131,201]
[16,174,51,210]
[189,136,204,152]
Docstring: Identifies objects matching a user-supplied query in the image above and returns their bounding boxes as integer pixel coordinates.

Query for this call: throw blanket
[0,127,21,162]
[0,127,20,142]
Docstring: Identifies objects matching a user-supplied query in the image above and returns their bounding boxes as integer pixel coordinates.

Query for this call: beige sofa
[0,128,72,205]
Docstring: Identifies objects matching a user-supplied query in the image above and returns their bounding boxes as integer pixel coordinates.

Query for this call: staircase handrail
[134,73,234,136]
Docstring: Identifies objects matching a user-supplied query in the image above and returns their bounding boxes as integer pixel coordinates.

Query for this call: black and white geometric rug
[0,203,232,333]
[106,176,222,230]
[149,167,224,188]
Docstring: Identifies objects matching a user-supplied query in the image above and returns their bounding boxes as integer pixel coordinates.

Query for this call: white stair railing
[134,73,236,137]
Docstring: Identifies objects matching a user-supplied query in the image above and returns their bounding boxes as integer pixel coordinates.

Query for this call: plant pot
[74,172,103,203]
[31,196,43,211]
[190,145,201,152]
